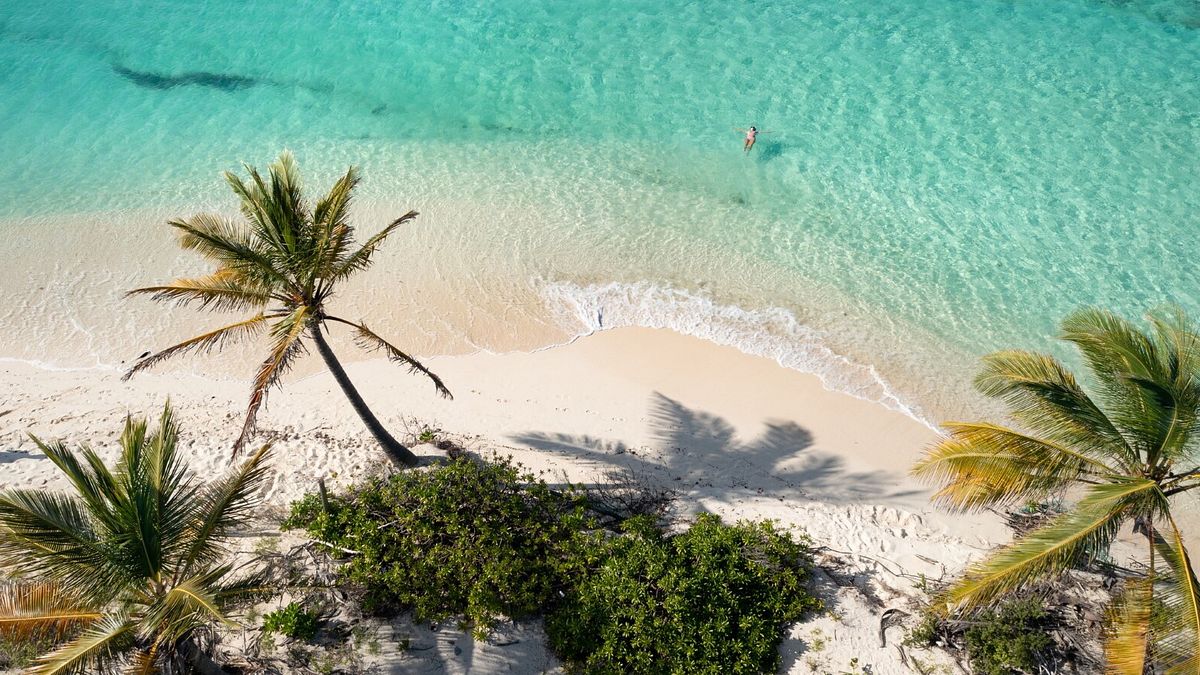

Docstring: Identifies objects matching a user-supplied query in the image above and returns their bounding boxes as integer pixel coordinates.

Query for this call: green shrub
[545,513,822,675]
[903,611,941,648]
[261,601,321,641]
[962,598,1053,675]
[283,456,593,634]
[0,633,64,670]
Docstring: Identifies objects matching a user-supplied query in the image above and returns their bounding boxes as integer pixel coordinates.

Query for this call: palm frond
[30,613,134,675]
[110,405,200,580]
[123,313,271,380]
[975,350,1136,468]
[331,317,452,399]
[310,166,360,289]
[913,422,1117,511]
[233,307,310,454]
[169,213,290,291]
[168,213,251,263]
[28,436,121,534]
[211,568,274,604]
[1105,578,1152,675]
[126,267,273,312]
[143,568,234,645]
[941,479,1156,610]
[0,582,100,639]
[327,210,418,284]
[123,644,160,675]
[1060,308,1200,467]
[178,443,273,576]
[1152,516,1200,673]
[266,150,309,255]
[0,488,114,596]
[141,406,203,566]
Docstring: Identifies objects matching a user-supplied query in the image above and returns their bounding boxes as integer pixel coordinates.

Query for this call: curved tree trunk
[310,324,419,467]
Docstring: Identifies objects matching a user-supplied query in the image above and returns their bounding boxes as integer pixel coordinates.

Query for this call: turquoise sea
[1,0,1197,421]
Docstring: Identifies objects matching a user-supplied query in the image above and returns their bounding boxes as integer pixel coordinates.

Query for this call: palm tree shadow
[0,449,41,464]
[513,392,915,505]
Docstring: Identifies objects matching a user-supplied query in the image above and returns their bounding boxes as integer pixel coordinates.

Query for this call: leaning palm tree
[912,307,1200,673]
[0,405,272,674]
[125,151,450,466]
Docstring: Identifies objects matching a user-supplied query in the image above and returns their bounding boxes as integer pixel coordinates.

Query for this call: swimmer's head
[750,126,756,131]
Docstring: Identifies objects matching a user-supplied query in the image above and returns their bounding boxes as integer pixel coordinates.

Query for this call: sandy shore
[1,326,1008,673]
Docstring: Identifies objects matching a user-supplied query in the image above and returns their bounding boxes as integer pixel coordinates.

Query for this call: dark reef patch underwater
[112,64,257,92]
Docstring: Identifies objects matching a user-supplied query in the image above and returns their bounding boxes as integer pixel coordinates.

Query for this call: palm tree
[125,151,451,466]
[0,405,272,674]
[912,307,1200,673]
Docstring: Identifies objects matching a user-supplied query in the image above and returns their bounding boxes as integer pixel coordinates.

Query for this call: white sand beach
[1,325,1013,673]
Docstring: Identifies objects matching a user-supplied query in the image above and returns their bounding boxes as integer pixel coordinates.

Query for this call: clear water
[1,0,1197,420]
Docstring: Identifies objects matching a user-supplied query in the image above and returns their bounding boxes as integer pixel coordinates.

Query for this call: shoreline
[0,323,1007,555]
[0,201,992,430]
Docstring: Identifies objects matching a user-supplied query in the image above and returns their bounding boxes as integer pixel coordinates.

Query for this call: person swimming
[736,126,771,152]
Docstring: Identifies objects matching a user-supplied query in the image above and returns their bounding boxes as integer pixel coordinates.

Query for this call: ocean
[1,0,1197,423]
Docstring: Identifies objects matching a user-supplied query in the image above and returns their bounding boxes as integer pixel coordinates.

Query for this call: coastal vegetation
[284,455,822,674]
[125,151,450,466]
[544,513,821,674]
[0,406,272,674]
[282,455,595,634]
[912,307,1200,673]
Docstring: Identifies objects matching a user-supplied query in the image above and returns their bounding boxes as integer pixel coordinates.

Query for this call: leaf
[126,266,273,312]
[941,479,1157,610]
[328,210,418,283]
[341,318,452,399]
[29,613,134,675]
[179,443,273,574]
[1152,516,1200,673]
[123,313,271,380]
[1105,578,1152,675]
[974,350,1136,468]
[0,582,100,639]
[1060,307,1200,467]
[913,422,1116,511]
[233,306,310,454]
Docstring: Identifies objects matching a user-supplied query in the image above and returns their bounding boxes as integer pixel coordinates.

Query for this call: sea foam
[540,280,935,429]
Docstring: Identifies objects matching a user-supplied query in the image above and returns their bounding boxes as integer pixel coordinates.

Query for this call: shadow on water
[754,140,786,163]
[513,392,916,506]
[112,64,258,92]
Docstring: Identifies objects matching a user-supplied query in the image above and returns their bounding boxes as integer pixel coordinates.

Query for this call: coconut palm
[0,405,272,674]
[912,307,1200,673]
[125,151,450,466]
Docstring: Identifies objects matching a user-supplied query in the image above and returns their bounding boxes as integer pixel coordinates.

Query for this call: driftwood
[879,607,911,647]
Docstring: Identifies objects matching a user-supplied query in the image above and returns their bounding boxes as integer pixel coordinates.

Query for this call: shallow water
[1,0,1197,421]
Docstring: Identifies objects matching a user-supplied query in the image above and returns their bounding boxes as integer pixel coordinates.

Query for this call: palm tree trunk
[179,639,227,675]
[310,324,419,467]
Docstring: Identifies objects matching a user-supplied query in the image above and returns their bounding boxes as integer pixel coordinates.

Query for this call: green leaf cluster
[545,513,822,675]
[261,601,320,641]
[283,456,594,634]
[286,458,822,672]
[962,598,1054,675]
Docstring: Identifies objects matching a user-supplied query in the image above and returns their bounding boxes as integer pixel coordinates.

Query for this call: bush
[962,598,1054,675]
[545,514,822,675]
[261,601,321,641]
[283,456,593,634]
[0,633,64,670]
